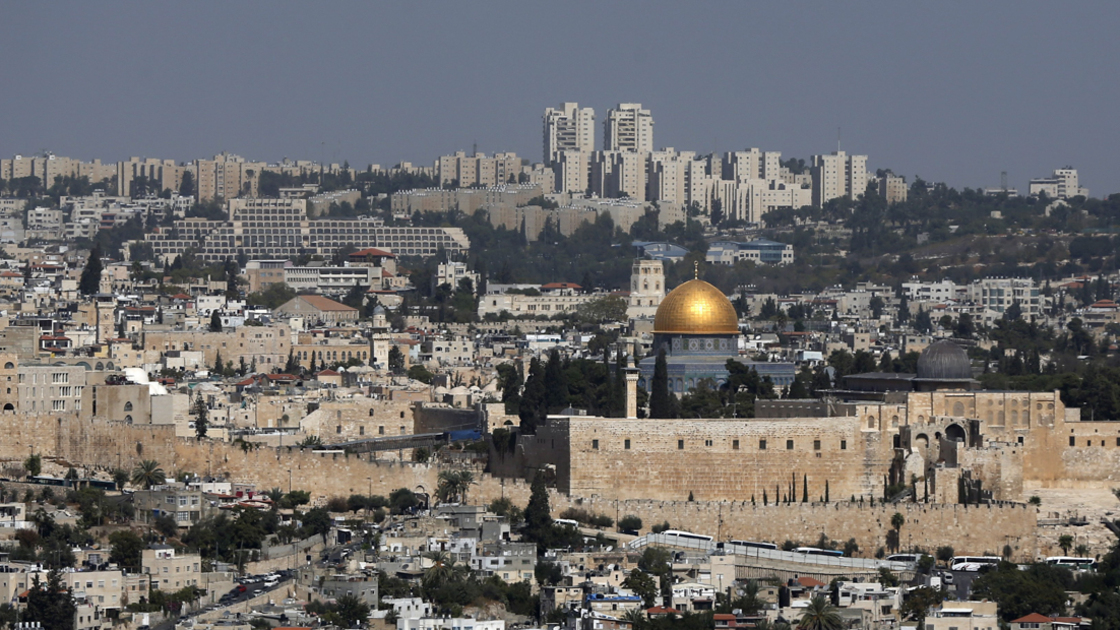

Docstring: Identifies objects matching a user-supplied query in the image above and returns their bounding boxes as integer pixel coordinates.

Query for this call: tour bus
[728,540,779,551]
[950,555,1001,571]
[795,547,845,558]
[553,519,580,528]
[1045,556,1096,570]
[886,554,921,564]
[659,530,714,545]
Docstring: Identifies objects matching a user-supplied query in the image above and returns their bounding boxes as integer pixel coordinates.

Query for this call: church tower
[627,259,664,320]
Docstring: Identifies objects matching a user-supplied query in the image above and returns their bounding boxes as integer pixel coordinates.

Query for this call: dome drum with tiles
[638,273,796,395]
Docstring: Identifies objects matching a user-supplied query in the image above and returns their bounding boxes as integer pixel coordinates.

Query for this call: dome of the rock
[652,279,740,334]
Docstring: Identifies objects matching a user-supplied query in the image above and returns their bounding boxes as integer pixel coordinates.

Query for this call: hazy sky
[3,2,1119,195]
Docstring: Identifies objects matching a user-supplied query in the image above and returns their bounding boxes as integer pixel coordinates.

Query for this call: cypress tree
[825,480,830,503]
[802,474,808,503]
[523,472,552,553]
[209,310,222,333]
[762,490,768,505]
[519,358,545,433]
[79,245,102,295]
[213,349,223,375]
[649,349,671,419]
[544,348,568,410]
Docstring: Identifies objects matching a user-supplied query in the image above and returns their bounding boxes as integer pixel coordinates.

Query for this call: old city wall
[0,414,1041,561]
[566,499,1039,562]
[553,417,894,502]
[1023,408,1120,490]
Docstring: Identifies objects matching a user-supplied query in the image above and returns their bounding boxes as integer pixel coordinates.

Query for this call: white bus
[886,554,921,563]
[554,519,580,528]
[1045,556,1096,570]
[659,530,714,544]
[950,556,1001,571]
[795,546,844,558]
[728,540,778,551]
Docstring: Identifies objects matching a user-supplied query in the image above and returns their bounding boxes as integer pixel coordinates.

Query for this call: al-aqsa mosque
[638,267,794,393]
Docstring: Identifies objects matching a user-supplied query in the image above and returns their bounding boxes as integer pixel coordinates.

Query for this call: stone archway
[946,423,966,443]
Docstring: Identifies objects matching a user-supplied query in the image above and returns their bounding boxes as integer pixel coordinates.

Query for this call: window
[813,440,821,451]
[379,426,385,435]
[124,401,133,412]
[840,440,847,450]
[786,440,794,450]
[592,439,599,450]
[704,439,713,447]
[678,440,684,450]
[336,425,342,434]
[359,427,364,436]
[732,440,739,450]
[759,439,767,450]
[1070,436,1076,447]
[624,439,630,449]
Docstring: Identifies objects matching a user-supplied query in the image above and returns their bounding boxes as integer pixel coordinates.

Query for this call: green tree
[179,170,195,197]
[301,507,332,542]
[796,595,843,630]
[24,570,76,630]
[544,347,569,410]
[131,460,166,490]
[388,346,405,374]
[209,310,222,332]
[622,568,659,607]
[24,453,42,478]
[650,349,672,419]
[193,389,208,439]
[522,472,553,552]
[618,515,643,533]
[112,468,129,491]
[108,530,144,572]
[1058,534,1074,555]
[79,245,102,295]
[971,562,1072,621]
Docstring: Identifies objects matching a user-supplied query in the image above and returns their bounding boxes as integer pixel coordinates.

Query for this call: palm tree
[131,460,166,490]
[1058,534,1074,555]
[797,595,843,630]
[422,551,457,589]
[623,608,646,629]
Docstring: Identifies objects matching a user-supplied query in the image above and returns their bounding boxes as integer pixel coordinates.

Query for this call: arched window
[124,401,133,412]
[3,362,13,369]
[369,409,375,417]
[124,415,133,423]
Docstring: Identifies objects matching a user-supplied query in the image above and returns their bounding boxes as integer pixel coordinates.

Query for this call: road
[153,573,295,630]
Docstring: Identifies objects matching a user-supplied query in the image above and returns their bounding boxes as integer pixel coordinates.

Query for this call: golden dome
[653,279,740,334]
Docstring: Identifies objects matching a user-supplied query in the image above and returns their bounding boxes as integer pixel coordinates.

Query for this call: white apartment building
[436,152,523,188]
[434,261,480,294]
[811,150,869,206]
[901,279,964,304]
[969,277,1041,323]
[142,545,203,591]
[877,173,908,204]
[1029,167,1088,199]
[543,102,595,162]
[603,103,653,154]
[552,149,591,194]
[590,151,647,201]
[722,149,783,182]
[284,266,377,294]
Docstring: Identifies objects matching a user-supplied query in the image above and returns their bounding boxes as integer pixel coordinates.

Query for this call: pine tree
[79,245,102,295]
[309,352,317,374]
[650,349,671,419]
[193,390,208,439]
[213,349,223,375]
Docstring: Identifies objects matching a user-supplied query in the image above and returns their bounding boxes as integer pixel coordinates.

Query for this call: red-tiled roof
[646,607,681,615]
[797,576,826,588]
[172,293,191,300]
[296,295,357,312]
[1011,614,1052,624]
[317,369,340,376]
[541,282,581,290]
[351,248,395,258]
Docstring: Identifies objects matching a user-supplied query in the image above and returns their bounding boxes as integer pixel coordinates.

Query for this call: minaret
[625,356,640,419]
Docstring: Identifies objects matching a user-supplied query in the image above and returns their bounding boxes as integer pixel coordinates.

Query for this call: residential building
[283,266,378,294]
[877,173,908,204]
[398,617,504,630]
[968,277,1041,323]
[925,602,999,630]
[436,152,523,188]
[544,102,596,162]
[811,150,869,206]
[145,197,471,262]
[434,261,480,294]
[1029,167,1088,199]
[604,103,653,154]
[142,545,203,591]
[132,486,210,528]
